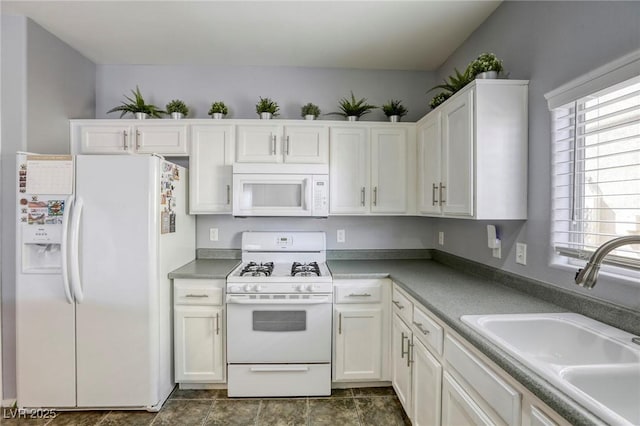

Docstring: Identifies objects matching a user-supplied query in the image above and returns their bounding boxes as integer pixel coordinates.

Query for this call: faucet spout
[575,235,640,288]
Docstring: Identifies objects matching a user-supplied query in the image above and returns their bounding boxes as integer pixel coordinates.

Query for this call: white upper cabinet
[330,124,414,215]
[70,121,188,156]
[189,125,235,214]
[236,124,328,164]
[417,80,529,220]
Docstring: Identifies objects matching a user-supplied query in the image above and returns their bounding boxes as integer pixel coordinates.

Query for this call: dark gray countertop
[168,259,239,279]
[328,259,605,426]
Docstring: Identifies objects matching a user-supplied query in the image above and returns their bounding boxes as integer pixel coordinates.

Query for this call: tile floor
[0,387,411,426]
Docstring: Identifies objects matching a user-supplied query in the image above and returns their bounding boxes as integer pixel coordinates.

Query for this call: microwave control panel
[312,176,329,217]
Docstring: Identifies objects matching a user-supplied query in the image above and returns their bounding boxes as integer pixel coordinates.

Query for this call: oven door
[226,294,332,363]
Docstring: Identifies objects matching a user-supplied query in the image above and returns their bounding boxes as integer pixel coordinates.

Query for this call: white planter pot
[347,116,358,122]
[260,112,272,120]
[211,112,224,120]
[304,114,316,120]
[135,112,148,120]
[389,115,400,123]
[476,70,498,79]
[171,112,183,120]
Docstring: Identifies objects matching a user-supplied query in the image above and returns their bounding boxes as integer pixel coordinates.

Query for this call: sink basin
[461,313,640,425]
[562,365,640,426]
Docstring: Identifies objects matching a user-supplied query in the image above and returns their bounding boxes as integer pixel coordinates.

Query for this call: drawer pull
[432,183,438,205]
[215,313,220,335]
[348,293,372,297]
[407,341,414,366]
[185,294,209,298]
[401,332,409,359]
[392,300,404,309]
[123,130,129,150]
[413,321,430,335]
[338,313,342,334]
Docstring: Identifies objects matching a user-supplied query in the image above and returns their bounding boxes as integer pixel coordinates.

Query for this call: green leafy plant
[429,66,474,95]
[382,100,408,118]
[301,103,321,118]
[429,92,451,109]
[328,92,377,118]
[107,86,165,118]
[208,101,228,116]
[165,99,189,116]
[470,52,503,76]
[255,97,280,116]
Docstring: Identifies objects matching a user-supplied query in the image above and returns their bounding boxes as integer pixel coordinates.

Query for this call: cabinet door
[441,372,493,426]
[329,127,369,214]
[442,90,474,217]
[135,124,188,155]
[417,114,442,215]
[284,125,329,164]
[334,305,383,381]
[392,313,412,414]
[411,339,442,426]
[80,124,132,154]
[236,124,282,163]
[189,125,234,213]
[174,306,224,382]
[370,128,407,214]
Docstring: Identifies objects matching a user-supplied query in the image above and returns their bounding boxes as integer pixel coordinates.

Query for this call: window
[551,75,640,270]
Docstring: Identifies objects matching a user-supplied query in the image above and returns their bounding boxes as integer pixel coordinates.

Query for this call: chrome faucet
[575,235,640,289]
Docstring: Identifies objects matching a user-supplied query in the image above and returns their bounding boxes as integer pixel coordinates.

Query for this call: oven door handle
[250,366,310,373]
[226,296,332,305]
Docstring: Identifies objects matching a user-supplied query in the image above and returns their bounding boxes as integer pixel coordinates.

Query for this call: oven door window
[253,310,306,332]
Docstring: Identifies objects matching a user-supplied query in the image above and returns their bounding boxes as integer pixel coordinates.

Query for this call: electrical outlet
[209,228,219,241]
[516,242,527,265]
[337,229,346,243]
[438,232,444,245]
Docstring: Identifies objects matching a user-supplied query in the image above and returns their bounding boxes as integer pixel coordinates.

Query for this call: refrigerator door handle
[60,195,75,304]
[70,197,85,303]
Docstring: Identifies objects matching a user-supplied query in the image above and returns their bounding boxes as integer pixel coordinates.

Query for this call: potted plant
[382,100,408,122]
[256,97,279,119]
[301,103,321,120]
[328,92,377,121]
[165,99,189,119]
[208,101,228,119]
[107,86,164,119]
[429,92,451,110]
[470,52,503,79]
[429,66,474,97]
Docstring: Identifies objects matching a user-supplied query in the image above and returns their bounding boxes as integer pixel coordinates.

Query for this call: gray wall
[197,216,434,250]
[0,16,96,399]
[432,1,640,310]
[96,65,435,122]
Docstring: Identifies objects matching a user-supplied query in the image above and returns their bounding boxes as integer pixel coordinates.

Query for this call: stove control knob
[229,285,240,293]
[255,285,262,292]
[306,284,316,292]
[244,284,253,292]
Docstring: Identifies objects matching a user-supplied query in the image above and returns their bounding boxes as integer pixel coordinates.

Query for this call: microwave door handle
[304,178,312,212]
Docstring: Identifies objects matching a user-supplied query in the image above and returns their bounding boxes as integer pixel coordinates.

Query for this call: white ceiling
[2,0,501,71]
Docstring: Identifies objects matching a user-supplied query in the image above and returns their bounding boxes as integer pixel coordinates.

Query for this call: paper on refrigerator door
[25,155,73,195]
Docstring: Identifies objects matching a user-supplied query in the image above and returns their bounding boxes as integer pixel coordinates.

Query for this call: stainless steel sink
[461,313,640,425]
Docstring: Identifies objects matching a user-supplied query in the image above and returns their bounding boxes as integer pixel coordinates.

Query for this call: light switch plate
[337,229,346,243]
[516,242,527,265]
[209,228,219,241]
[438,232,444,245]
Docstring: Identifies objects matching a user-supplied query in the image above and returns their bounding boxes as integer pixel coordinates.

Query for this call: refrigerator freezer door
[74,155,160,407]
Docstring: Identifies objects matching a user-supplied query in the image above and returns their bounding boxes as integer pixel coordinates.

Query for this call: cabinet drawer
[445,335,521,426]
[391,285,413,325]
[412,305,444,356]
[334,281,383,304]
[174,280,224,306]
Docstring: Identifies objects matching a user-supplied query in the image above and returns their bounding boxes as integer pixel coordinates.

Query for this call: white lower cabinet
[442,371,494,426]
[173,279,225,384]
[332,279,390,382]
[392,312,413,412]
[412,338,442,426]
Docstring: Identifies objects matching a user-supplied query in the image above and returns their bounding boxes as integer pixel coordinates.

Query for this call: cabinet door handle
[226,184,231,205]
[407,341,414,366]
[338,313,342,334]
[185,294,209,298]
[413,321,430,335]
[136,130,141,150]
[439,182,446,206]
[373,187,378,206]
[215,312,220,335]
[432,183,438,206]
[286,135,290,155]
[348,293,371,297]
[271,135,277,155]
[123,130,128,150]
[361,187,366,206]
[392,300,404,310]
[400,332,408,359]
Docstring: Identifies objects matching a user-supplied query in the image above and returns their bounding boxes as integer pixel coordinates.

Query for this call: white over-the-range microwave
[232,163,329,217]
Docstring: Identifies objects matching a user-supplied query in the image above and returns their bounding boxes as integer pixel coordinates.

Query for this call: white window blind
[551,75,640,270]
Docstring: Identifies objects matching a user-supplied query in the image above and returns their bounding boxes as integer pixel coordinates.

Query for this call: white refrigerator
[15,153,195,410]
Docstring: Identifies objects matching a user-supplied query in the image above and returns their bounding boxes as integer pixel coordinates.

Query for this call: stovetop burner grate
[291,262,321,277]
[240,262,274,277]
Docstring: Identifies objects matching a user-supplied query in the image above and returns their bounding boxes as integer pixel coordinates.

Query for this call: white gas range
[226,231,333,397]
